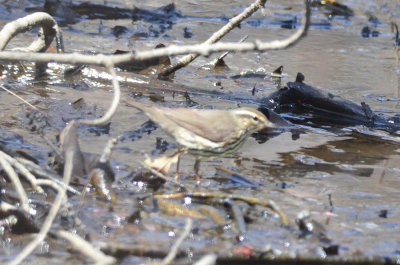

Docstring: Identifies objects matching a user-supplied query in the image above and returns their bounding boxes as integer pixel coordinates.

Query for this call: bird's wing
[124,100,240,143]
[158,108,238,143]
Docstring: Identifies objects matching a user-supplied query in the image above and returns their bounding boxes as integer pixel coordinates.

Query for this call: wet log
[262,76,400,133]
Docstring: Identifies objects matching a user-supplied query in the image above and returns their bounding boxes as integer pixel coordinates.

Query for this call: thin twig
[7,147,74,265]
[0,85,43,113]
[0,201,18,212]
[82,138,117,202]
[155,192,289,226]
[78,63,120,126]
[0,153,30,213]
[159,0,266,76]
[0,150,44,193]
[16,157,81,195]
[57,230,116,265]
[0,0,310,67]
[161,218,193,265]
[35,179,63,194]
[214,35,248,64]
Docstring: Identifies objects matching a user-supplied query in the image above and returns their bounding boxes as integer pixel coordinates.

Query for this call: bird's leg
[193,159,201,183]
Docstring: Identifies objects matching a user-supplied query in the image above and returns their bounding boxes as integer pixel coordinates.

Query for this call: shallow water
[0,0,400,264]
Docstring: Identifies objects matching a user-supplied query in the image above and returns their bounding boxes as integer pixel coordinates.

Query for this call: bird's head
[232,108,276,133]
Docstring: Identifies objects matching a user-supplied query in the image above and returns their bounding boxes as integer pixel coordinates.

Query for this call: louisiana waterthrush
[124,100,275,181]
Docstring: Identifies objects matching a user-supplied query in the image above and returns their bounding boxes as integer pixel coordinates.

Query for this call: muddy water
[0,0,400,264]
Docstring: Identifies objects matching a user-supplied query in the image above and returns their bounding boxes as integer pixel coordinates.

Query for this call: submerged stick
[155,192,289,226]
[57,230,116,265]
[161,218,193,265]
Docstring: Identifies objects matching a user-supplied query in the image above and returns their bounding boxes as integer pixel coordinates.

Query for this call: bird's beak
[265,120,276,129]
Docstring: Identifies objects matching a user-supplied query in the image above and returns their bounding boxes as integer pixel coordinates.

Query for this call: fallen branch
[0,150,44,193]
[78,64,120,126]
[159,0,268,76]
[0,0,310,67]
[16,157,80,195]
[7,123,75,265]
[57,230,116,265]
[161,218,193,265]
[0,12,62,52]
[0,153,30,213]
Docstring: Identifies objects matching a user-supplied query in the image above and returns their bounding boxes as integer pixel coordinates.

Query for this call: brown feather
[159,108,240,143]
[124,99,240,143]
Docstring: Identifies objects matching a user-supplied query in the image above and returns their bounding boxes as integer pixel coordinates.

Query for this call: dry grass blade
[0,85,43,114]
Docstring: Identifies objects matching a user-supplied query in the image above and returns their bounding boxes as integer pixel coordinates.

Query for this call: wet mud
[0,0,400,264]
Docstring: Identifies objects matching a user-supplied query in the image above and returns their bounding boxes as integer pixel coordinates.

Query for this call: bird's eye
[252,116,259,121]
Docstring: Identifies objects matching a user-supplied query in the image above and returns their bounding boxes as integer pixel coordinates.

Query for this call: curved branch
[0,153,30,213]
[77,63,120,126]
[0,0,310,66]
[0,12,62,52]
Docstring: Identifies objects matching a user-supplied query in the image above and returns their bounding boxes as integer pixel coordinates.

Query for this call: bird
[124,99,276,182]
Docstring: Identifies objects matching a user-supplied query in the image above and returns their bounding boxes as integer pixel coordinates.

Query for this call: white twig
[160,0,266,76]
[15,157,81,195]
[0,153,30,213]
[35,179,63,194]
[0,201,18,211]
[161,218,193,265]
[0,0,310,66]
[57,230,116,265]
[7,148,74,265]
[0,150,44,194]
[0,12,61,52]
[78,64,120,126]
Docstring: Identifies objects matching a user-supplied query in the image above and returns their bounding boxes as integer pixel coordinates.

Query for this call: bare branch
[57,230,116,265]
[0,151,44,194]
[35,179,63,194]
[0,153,30,213]
[159,0,266,76]
[0,12,61,52]
[7,134,75,265]
[0,0,310,67]
[16,157,81,195]
[78,64,120,126]
[161,218,193,265]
